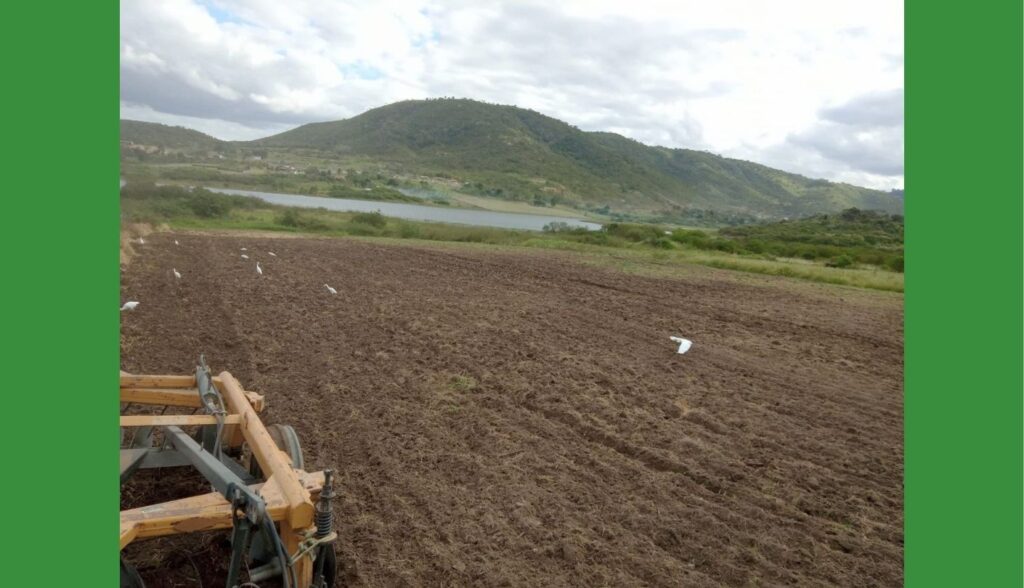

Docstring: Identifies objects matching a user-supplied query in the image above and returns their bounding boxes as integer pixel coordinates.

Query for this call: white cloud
[120,0,903,188]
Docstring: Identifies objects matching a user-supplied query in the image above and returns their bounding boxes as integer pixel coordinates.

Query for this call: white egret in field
[241,254,249,259]
[256,262,263,276]
[670,336,692,355]
[268,252,277,257]
[174,240,179,246]
[136,237,145,245]
[241,247,247,251]
[120,301,140,311]
[173,268,181,280]
[324,284,337,294]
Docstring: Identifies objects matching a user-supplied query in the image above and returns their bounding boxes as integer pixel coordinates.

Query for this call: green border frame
[3,1,1022,585]
[3,1,118,585]
[906,1,1022,586]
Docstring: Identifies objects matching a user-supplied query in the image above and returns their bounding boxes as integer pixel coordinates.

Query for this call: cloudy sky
[120,0,904,189]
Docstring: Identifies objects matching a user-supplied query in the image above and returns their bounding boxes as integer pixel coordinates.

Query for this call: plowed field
[121,232,903,587]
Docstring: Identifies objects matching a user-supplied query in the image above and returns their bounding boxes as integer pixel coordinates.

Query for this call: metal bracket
[162,425,266,523]
[290,530,338,566]
[196,355,228,457]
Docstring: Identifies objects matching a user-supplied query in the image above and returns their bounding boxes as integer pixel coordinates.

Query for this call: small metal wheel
[249,423,305,478]
[313,545,338,588]
[120,557,145,588]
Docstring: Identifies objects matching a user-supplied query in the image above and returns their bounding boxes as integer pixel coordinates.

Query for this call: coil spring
[315,505,333,538]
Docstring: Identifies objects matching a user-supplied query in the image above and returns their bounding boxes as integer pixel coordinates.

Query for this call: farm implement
[120,357,338,587]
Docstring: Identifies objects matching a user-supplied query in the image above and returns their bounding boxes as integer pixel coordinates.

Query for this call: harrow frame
[119,360,335,587]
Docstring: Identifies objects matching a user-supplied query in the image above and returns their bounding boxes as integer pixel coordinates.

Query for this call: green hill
[121,98,902,219]
[120,120,224,150]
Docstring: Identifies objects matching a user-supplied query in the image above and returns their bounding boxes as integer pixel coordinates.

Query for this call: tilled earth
[121,232,903,587]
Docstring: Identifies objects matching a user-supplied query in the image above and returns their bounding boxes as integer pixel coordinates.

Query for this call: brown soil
[121,233,904,587]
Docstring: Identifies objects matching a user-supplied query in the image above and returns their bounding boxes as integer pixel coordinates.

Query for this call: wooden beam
[121,388,203,407]
[120,374,196,389]
[217,372,314,528]
[120,414,243,427]
[121,386,266,412]
[120,470,325,549]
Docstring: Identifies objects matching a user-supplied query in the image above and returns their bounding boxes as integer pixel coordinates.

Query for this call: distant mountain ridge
[120,98,902,219]
[121,120,223,150]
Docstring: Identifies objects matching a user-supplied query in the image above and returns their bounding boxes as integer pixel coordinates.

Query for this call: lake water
[206,187,602,232]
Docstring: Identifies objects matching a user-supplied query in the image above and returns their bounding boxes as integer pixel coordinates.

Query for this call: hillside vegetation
[121,98,902,221]
[121,120,224,150]
[696,208,903,271]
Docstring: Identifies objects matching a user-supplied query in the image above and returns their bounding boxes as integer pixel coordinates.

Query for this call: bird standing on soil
[256,262,263,276]
[324,284,337,294]
[268,252,277,257]
[670,336,692,354]
[173,268,181,280]
[174,240,179,246]
[120,301,140,311]
[241,254,249,259]
[136,237,145,245]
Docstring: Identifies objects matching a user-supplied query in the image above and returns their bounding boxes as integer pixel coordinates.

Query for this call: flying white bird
[173,268,181,280]
[268,252,277,257]
[241,254,249,259]
[174,240,179,246]
[670,336,693,355]
[324,284,337,294]
[120,301,140,311]
[256,262,263,276]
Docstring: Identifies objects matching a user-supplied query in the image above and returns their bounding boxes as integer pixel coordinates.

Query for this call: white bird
[174,240,180,246]
[324,284,337,294]
[173,268,181,280]
[256,262,263,276]
[136,237,145,245]
[120,301,140,311]
[241,254,249,259]
[670,336,693,355]
[241,247,247,251]
[268,252,277,257]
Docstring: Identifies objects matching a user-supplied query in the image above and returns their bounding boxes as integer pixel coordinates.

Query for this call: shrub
[275,209,328,231]
[398,222,421,239]
[744,239,766,254]
[711,239,738,253]
[887,255,904,273]
[669,229,710,245]
[543,221,573,233]
[352,211,387,227]
[187,192,230,218]
[606,222,665,243]
[646,236,676,249]
[580,232,614,246]
[277,209,300,227]
[826,254,854,268]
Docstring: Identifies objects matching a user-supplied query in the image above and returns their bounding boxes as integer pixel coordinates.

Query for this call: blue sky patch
[341,62,384,80]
